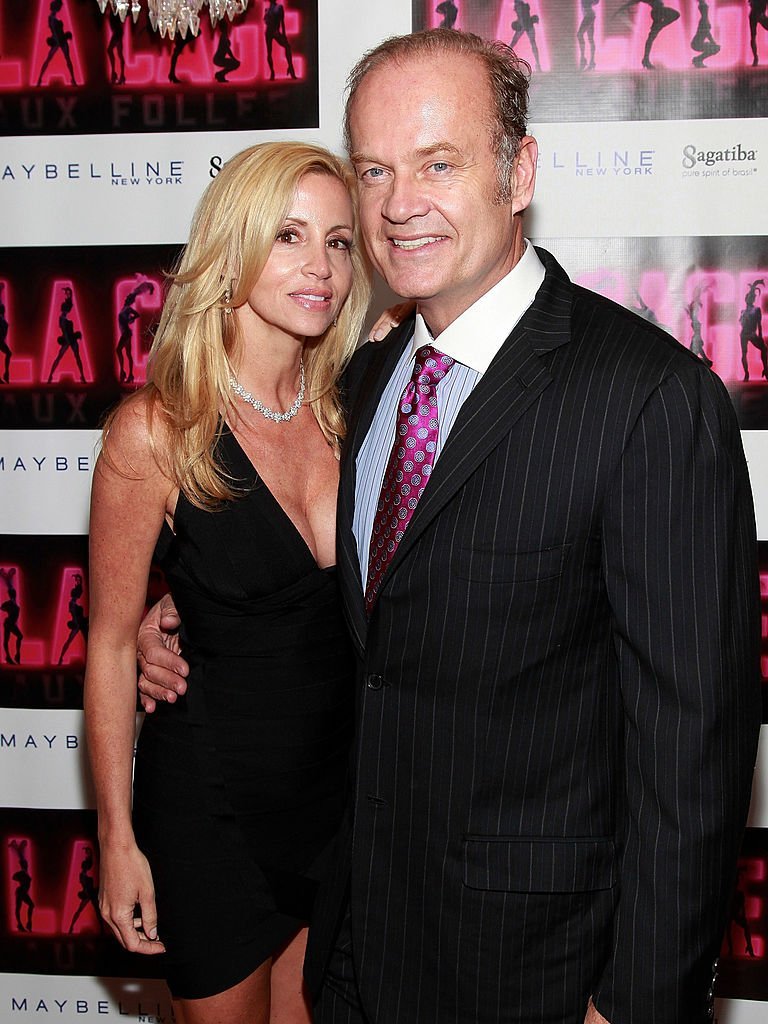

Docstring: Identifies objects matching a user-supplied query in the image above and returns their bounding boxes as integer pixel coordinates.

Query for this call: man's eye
[362,167,385,180]
[431,162,450,172]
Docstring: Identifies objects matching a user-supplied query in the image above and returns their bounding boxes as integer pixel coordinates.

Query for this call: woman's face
[238,173,355,346]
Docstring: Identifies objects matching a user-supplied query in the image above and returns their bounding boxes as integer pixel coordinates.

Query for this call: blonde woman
[84,143,371,1024]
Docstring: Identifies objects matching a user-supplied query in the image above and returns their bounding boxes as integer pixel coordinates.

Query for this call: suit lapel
[341,250,575,633]
[373,252,575,605]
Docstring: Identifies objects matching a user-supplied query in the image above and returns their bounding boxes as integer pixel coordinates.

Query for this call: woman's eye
[276,228,300,243]
[328,237,352,251]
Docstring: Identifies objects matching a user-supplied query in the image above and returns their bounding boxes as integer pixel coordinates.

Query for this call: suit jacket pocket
[462,835,616,894]
[454,543,570,583]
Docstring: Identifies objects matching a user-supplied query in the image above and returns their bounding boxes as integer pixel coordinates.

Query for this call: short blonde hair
[105,142,371,508]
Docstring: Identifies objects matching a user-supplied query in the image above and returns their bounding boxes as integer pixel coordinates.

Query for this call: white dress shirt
[352,242,546,585]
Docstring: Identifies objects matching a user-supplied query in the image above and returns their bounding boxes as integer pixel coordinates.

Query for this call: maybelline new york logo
[542,147,655,177]
[682,142,758,177]
[7,995,168,1021]
[0,158,184,188]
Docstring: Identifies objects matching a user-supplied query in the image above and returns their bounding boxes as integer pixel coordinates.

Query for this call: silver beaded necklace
[229,360,305,423]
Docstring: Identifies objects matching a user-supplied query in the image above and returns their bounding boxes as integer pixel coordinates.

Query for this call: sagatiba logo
[0,158,184,188]
[682,143,758,178]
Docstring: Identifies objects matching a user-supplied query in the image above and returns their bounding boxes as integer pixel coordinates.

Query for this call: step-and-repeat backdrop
[0,1,766,1020]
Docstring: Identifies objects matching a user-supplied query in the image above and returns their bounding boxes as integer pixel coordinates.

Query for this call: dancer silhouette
[36,1,77,87]
[686,283,713,366]
[616,0,680,69]
[68,846,103,934]
[632,289,669,331]
[265,1,296,80]
[577,0,599,69]
[47,287,86,384]
[107,12,126,85]
[0,567,23,664]
[739,278,768,381]
[57,572,89,665]
[510,0,542,70]
[726,870,756,957]
[436,1,458,29]
[749,0,768,65]
[117,281,154,384]
[0,283,11,383]
[213,21,241,82]
[690,0,720,66]
[8,840,34,932]
[168,32,193,84]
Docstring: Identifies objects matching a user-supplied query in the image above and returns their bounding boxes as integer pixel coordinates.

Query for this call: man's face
[348,52,536,334]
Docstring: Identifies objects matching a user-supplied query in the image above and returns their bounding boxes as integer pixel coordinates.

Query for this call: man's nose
[381,174,430,223]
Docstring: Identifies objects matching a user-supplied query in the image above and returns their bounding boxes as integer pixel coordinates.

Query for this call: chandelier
[96,1,250,39]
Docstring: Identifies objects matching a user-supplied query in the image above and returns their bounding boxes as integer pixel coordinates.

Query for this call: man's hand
[137,594,189,713]
[584,998,610,1024]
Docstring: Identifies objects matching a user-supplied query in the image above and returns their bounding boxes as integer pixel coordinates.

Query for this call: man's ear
[511,135,538,216]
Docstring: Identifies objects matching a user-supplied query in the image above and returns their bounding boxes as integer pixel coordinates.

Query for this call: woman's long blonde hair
[104,142,371,508]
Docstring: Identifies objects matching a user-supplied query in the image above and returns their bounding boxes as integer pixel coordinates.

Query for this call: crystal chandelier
[96,1,250,39]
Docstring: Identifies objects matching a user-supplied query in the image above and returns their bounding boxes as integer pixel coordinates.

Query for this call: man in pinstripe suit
[138,28,761,1024]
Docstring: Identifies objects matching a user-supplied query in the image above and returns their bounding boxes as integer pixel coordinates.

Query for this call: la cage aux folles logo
[0,536,169,709]
[1,809,167,979]
[0,245,181,429]
[416,0,767,121]
[0,0,318,134]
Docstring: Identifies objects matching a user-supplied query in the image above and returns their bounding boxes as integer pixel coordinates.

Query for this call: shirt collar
[411,241,545,374]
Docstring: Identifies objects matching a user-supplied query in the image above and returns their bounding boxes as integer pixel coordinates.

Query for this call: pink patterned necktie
[365,344,455,614]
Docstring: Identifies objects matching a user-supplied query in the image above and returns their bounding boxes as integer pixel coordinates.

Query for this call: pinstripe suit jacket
[306,248,761,1024]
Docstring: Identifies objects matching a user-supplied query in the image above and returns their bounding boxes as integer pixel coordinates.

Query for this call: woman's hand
[98,840,166,955]
[368,302,416,342]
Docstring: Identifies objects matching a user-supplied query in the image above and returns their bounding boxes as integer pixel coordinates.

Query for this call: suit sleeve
[593,364,761,1024]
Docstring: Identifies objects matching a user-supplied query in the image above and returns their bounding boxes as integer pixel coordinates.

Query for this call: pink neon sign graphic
[0,565,46,668]
[5,836,57,936]
[51,566,88,668]
[62,840,101,936]
[30,0,85,89]
[576,267,768,384]
[0,281,35,385]
[114,276,162,386]
[495,0,553,71]
[41,280,95,386]
[98,3,305,87]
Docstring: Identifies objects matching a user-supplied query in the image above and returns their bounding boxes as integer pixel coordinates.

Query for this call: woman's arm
[84,396,175,955]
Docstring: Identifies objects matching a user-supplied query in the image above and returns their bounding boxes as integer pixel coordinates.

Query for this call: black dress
[132,424,353,999]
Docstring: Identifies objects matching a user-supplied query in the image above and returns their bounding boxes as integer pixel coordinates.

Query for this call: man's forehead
[347,52,489,152]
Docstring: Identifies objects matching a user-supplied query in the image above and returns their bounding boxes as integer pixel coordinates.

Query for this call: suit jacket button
[367,674,384,689]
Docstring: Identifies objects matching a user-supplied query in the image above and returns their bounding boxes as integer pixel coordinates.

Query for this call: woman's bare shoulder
[100,390,172,483]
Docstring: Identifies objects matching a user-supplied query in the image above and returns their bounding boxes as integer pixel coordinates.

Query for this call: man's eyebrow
[350,142,464,165]
[413,142,464,160]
